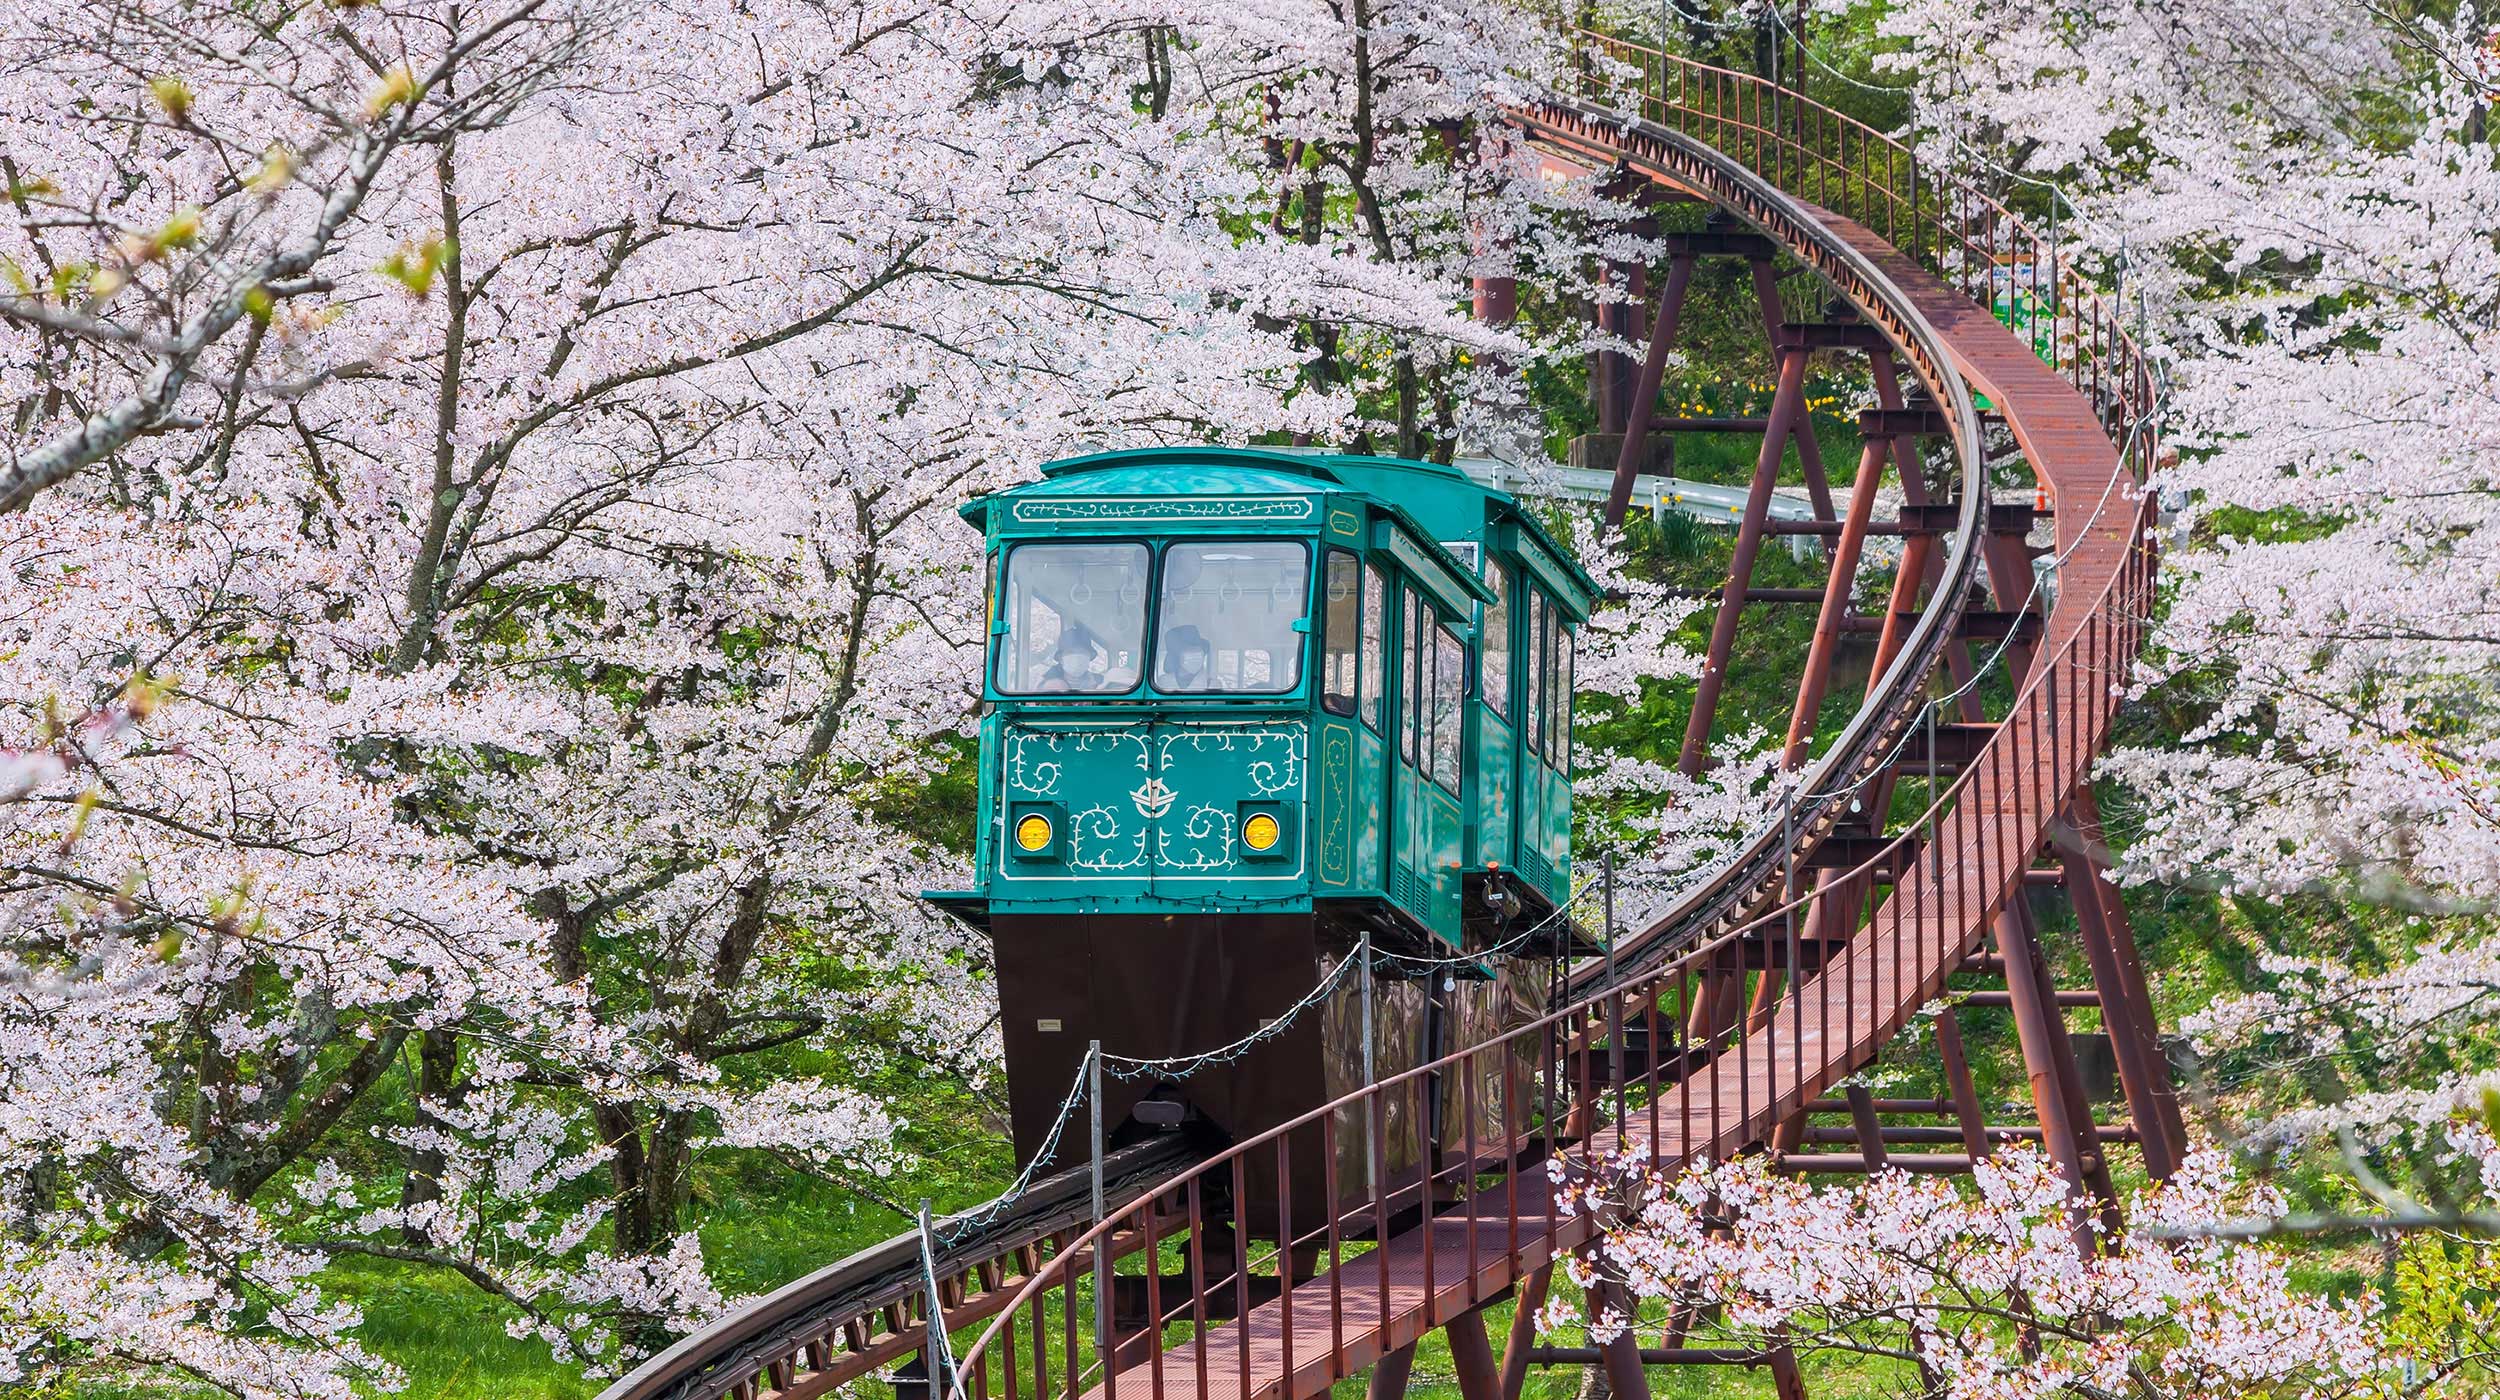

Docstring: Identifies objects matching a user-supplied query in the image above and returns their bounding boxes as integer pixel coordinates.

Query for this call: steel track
[601,1136,1199,1400]
[595,45,2153,1400]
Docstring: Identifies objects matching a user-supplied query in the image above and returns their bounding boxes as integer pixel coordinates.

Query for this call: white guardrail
[1453,454,1822,560]
[1267,445,1825,560]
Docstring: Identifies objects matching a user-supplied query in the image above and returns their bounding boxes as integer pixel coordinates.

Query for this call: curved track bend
[600,34,2175,1400]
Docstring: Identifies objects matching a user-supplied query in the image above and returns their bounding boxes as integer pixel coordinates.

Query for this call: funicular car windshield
[996,542,1150,694]
[1153,540,1310,694]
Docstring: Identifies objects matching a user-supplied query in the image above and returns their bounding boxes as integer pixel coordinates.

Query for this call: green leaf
[377,233,454,299]
[148,74,194,124]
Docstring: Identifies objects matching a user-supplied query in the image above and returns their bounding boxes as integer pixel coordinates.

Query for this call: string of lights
[936,25,2175,1271]
[936,1048,1097,1244]
[942,877,1607,1242]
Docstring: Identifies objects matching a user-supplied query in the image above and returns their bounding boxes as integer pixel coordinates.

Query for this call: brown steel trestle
[597,28,2178,1400]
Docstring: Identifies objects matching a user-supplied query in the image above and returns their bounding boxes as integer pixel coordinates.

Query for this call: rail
[941,31,2163,1400]
[1549,28,2159,976]
[602,26,2165,1400]
[1521,86,1987,984]
[600,1136,1200,1400]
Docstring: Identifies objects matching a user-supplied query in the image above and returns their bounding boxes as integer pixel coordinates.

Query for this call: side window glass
[1524,590,1546,758]
[1402,587,1422,764]
[1359,563,1386,732]
[1432,622,1464,794]
[1322,549,1359,717]
[1541,600,1562,769]
[1417,605,1436,775]
[1481,560,1511,725]
[1558,625,1576,776]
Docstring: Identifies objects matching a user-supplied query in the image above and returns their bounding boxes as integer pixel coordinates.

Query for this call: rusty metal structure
[598,28,2178,1400]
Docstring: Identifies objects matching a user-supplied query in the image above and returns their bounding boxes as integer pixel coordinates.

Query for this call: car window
[996,542,1148,695]
[1322,549,1359,717]
[1153,540,1311,695]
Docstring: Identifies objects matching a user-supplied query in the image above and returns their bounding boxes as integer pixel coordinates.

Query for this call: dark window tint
[1556,624,1576,775]
[1415,605,1434,773]
[1540,599,1562,769]
[1359,563,1386,732]
[1524,590,1547,757]
[1481,560,1511,725]
[1322,549,1359,717]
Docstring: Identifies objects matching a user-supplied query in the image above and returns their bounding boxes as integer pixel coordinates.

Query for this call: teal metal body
[933,447,1599,954]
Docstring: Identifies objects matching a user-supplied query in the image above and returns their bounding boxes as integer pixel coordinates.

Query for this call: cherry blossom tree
[0,0,1659,1387]
[1852,0,2499,909]
[1545,1145,2397,1400]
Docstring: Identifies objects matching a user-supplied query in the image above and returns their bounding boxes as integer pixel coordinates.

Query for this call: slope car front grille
[1392,862,1430,918]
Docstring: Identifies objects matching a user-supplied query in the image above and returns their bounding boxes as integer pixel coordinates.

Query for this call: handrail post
[1086,1042,1107,1368]
[919,1200,959,1400]
[1926,703,1942,970]
[1359,928,1376,1190]
[1782,802,1799,1119]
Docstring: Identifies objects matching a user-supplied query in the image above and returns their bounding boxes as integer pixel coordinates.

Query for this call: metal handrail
[596,1138,1201,1400]
[945,36,2162,1400]
[1517,92,1989,984]
[607,29,2165,1400]
[1569,30,2158,452]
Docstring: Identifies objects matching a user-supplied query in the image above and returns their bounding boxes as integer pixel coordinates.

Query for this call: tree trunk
[398,1027,461,1244]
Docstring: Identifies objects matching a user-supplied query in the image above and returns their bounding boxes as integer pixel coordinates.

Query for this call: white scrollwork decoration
[1156,805,1237,870]
[1069,804,1147,872]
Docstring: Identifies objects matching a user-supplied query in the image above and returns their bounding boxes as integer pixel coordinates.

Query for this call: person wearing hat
[1038,624,1103,692]
[1159,623,1214,692]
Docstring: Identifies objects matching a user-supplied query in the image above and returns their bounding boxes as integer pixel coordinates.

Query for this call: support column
[1590,167,1641,433]
[1499,1267,1551,1400]
[1447,1306,1504,1400]
[1608,242,1650,432]
[1748,258,1835,519]
[1473,211,1517,390]
[2061,788,2189,1174]
[1369,1341,1417,1400]
[1993,904,2118,1246]
[1870,350,1989,722]
[1844,1085,1889,1169]
[1679,342,1809,774]
[2061,856,2179,1182]
[1981,524,2046,680]
[2017,896,2123,1235]
[1866,349,1921,490]
[1933,1011,1993,1159]
[1782,429,1887,765]
[1594,1282,1654,1400]
[1474,272,1517,327]
[1684,942,1749,1046]
[1603,254,1696,525]
[1868,525,1938,691]
[1767,1334,1810,1400]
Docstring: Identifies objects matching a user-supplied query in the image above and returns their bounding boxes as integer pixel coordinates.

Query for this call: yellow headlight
[1242,812,1281,852]
[1014,813,1054,852]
